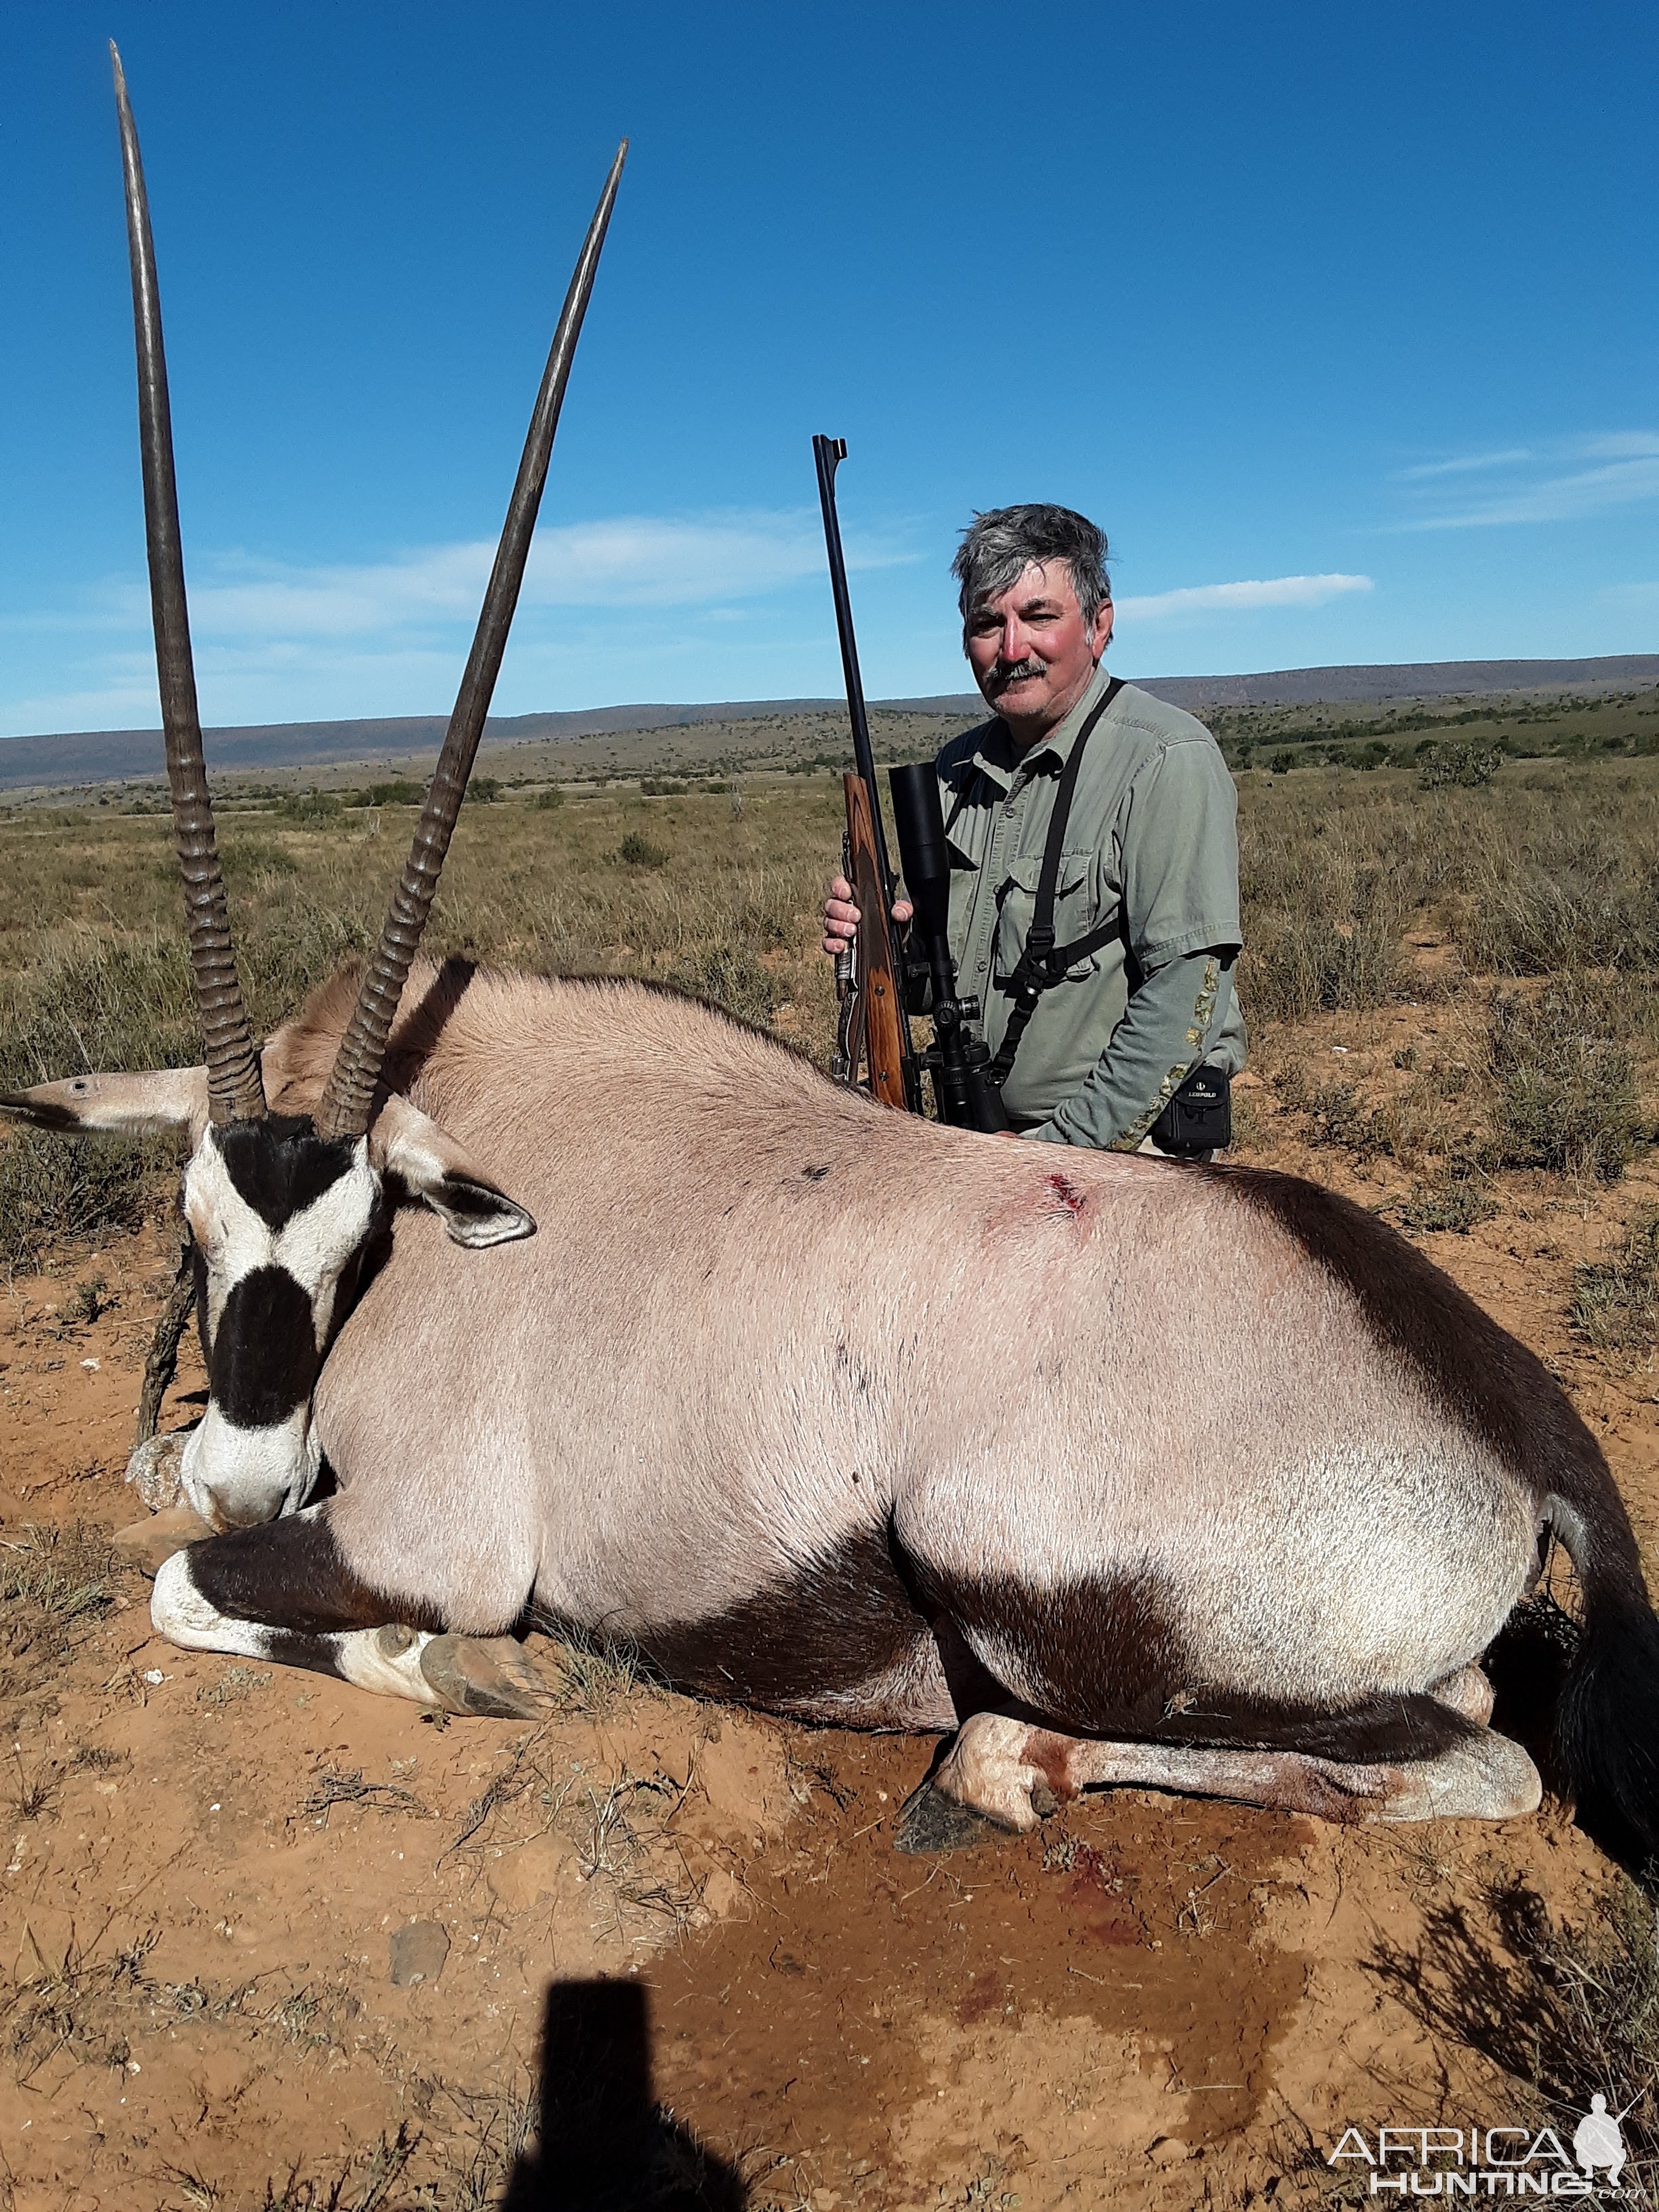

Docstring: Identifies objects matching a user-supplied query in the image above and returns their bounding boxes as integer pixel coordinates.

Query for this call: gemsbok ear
[0,1067,207,1139]
[369,1094,536,1249]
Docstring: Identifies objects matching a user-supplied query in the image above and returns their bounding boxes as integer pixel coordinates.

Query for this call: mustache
[986,655,1050,691]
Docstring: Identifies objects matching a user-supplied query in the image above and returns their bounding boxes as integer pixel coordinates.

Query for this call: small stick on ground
[136,1215,196,1448]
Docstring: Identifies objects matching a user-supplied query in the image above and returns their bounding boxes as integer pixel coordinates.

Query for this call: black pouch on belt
[1148,1064,1232,1155]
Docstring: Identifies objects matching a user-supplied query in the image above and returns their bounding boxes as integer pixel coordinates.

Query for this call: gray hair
[952,505,1111,630]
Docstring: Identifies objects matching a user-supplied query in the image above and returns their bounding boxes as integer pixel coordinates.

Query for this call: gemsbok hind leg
[898,1704,1540,1852]
[148,1504,550,1719]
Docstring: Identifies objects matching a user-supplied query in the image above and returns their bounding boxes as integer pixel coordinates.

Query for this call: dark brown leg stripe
[918,1561,1480,1763]
[188,1511,445,1637]
[261,1627,359,1681]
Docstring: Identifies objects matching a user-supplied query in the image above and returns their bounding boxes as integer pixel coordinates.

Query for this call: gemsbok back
[8,53,1659,1858]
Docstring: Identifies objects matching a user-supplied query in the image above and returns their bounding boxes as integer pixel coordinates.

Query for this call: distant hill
[3,654,1656,793]
[1143,654,1659,712]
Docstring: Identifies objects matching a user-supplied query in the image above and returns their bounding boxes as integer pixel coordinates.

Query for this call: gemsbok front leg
[148,1506,552,1719]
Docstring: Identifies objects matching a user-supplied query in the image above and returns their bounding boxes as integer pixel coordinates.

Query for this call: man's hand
[822,874,913,958]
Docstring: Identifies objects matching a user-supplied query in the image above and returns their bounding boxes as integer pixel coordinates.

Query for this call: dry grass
[290,1763,431,1828]
[541,1626,649,1719]
[432,1715,701,1948]
[0,779,845,1263]
[162,2125,420,2212]
[1573,1210,1659,1357]
[0,1521,125,1704]
[1488,979,1642,1181]
[3,745,1659,1267]
[1361,1875,1659,2209]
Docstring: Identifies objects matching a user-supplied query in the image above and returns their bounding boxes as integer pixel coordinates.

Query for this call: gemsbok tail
[1546,1463,1659,1858]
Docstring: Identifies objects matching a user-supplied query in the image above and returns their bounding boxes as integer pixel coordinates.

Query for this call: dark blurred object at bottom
[503,1977,747,2211]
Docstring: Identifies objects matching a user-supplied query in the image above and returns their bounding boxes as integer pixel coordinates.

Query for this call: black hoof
[893,1779,1000,1856]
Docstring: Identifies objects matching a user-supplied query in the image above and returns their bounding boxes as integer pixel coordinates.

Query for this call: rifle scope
[888,764,1010,1135]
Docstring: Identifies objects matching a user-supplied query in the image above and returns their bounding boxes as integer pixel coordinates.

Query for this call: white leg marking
[1368,1730,1541,1822]
[932,1714,1048,1831]
[152,1555,446,1706]
[152,1549,276,1659]
[333,1624,445,1707]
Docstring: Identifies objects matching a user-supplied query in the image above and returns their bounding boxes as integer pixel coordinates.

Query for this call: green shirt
[935,661,1247,1144]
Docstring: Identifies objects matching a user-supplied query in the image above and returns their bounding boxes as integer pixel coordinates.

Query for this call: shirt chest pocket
[994,849,1116,983]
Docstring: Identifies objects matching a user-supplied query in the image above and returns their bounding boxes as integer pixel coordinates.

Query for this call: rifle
[813,436,1008,1132]
[813,434,918,1111]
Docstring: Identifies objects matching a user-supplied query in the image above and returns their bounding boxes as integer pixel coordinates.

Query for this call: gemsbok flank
[8,56,1659,1858]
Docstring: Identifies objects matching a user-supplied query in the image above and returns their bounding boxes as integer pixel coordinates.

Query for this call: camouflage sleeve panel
[1027,949,1235,1150]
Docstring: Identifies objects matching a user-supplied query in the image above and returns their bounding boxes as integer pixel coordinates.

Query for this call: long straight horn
[110,44,265,1126]
[314,144,628,1141]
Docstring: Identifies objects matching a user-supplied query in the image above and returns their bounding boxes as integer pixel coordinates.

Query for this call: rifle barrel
[813,434,900,915]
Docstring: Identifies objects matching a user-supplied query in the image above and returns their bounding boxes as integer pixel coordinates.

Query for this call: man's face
[963,562,1113,737]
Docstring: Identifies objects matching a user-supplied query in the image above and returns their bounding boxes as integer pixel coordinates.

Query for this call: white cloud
[1395,434,1659,528]
[1118,573,1373,622]
[1399,448,1535,480]
[4,507,909,659]
[1,507,922,733]
[178,508,911,642]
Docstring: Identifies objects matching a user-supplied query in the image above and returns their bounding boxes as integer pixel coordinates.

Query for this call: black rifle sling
[986,676,1124,1090]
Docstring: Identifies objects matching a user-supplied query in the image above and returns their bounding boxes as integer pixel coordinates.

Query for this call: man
[822,504,1244,1151]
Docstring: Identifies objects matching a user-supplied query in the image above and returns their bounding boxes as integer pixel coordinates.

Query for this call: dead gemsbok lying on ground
[8,54,1659,1858]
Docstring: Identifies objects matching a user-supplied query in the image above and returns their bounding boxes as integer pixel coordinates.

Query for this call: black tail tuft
[1557,1597,1659,1860]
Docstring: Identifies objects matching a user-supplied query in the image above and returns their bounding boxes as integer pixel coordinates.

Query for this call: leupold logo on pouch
[1326,2100,1635,2195]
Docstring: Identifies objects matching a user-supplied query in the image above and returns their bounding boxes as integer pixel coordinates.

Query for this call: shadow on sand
[501,1978,748,2211]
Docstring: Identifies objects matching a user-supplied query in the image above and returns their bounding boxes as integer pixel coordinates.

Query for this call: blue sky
[2,1,1655,737]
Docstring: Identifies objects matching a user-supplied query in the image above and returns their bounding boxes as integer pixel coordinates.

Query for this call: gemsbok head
[1,49,626,1531]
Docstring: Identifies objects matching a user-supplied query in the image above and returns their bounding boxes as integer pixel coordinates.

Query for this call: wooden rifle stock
[842,772,909,1107]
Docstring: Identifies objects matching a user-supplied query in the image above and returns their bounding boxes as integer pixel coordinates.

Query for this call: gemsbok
[7,52,1659,1857]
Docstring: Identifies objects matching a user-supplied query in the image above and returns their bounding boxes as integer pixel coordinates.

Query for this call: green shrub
[0,1130,178,1268]
[533,786,566,811]
[640,778,690,797]
[665,943,778,1029]
[278,790,342,823]
[1418,739,1502,790]
[1488,985,1641,1181]
[1396,1174,1497,1235]
[617,831,668,868]
[361,779,424,808]
[1571,1209,1659,1353]
[1273,1070,1392,1161]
